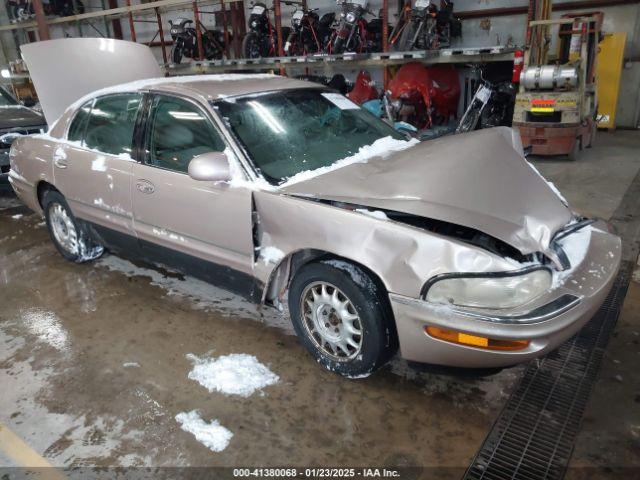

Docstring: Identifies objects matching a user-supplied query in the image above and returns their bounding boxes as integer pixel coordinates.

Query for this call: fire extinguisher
[512,49,524,83]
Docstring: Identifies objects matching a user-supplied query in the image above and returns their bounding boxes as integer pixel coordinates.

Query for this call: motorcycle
[389,0,461,51]
[243,2,290,58]
[169,18,226,64]
[328,0,372,54]
[384,62,460,130]
[284,7,334,56]
[456,77,516,134]
[7,0,84,22]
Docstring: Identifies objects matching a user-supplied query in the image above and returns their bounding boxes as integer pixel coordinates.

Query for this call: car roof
[71,74,320,109]
[122,74,323,100]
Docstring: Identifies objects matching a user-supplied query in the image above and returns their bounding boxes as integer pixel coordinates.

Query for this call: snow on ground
[281,136,419,187]
[11,214,23,220]
[186,353,279,398]
[175,410,233,453]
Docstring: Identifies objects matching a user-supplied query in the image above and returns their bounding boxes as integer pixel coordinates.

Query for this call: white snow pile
[552,225,593,288]
[186,353,279,398]
[281,136,420,187]
[355,208,388,221]
[175,410,233,453]
[259,246,285,265]
[11,214,23,220]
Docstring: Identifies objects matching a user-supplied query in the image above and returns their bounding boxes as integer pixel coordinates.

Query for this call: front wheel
[43,190,104,263]
[288,260,397,378]
[171,43,183,64]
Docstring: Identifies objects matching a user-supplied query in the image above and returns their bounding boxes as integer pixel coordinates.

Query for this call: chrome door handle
[136,180,155,194]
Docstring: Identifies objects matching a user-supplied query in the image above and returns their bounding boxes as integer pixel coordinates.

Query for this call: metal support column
[193,1,205,60]
[273,0,284,57]
[220,0,230,58]
[155,7,168,64]
[107,0,123,39]
[31,0,50,41]
[382,0,389,89]
[126,0,137,42]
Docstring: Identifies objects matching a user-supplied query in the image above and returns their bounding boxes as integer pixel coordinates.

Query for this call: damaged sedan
[9,39,621,378]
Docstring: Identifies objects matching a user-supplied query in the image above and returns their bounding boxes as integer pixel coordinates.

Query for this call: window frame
[65,99,94,145]
[139,92,229,176]
[66,92,144,157]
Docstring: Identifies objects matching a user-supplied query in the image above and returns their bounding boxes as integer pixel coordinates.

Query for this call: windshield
[214,88,406,184]
[0,87,17,107]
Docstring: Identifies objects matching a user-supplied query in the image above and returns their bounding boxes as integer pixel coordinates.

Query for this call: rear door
[52,93,142,237]
[131,93,254,291]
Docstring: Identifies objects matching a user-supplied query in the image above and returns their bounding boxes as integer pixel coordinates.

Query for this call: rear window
[67,100,93,143]
[83,94,142,157]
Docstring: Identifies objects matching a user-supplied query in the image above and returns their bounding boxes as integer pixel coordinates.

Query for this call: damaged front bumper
[390,220,622,368]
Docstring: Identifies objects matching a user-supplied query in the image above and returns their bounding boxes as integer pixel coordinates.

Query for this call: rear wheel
[567,136,581,161]
[171,43,183,64]
[288,260,397,377]
[42,190,104,263]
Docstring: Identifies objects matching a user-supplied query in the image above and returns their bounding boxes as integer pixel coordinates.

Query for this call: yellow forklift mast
[513,12,603,160]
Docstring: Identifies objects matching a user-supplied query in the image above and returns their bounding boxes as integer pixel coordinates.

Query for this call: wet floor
[0,197,521,471]
[1,130,638,473]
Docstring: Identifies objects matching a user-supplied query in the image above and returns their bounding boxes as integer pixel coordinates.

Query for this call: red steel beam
[107,0,123,39]
[126,0,137,42]
[31,0,50,41]
[155,7,168,64]
[193,1,205,60]
[220,0,230,58]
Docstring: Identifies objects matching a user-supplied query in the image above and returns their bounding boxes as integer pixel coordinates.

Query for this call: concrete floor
[0,130,638,474]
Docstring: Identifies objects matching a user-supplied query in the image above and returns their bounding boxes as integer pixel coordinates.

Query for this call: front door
[52,93,142,237]
[131,93,255,293]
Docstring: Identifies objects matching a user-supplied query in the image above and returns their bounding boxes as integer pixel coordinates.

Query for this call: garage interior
[1,0,639,478]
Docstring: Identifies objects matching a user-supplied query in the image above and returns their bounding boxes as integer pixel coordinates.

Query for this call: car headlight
[345,12,356,23]
[251,20,258,28]
[424,268,552,309]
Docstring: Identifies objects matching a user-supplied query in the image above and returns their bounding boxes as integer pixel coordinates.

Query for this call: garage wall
[2,0,639,126]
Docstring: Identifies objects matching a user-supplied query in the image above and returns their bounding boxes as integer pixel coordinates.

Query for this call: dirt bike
[169,18,226,64]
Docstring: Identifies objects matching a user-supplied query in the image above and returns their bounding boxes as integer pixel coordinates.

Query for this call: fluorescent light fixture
[248,100,285,134]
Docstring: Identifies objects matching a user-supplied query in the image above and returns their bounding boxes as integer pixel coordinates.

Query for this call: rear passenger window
[84,94,142,157]
[67,100,92,143]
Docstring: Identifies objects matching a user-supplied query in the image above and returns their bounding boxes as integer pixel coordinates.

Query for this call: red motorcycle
[385,62,460,129]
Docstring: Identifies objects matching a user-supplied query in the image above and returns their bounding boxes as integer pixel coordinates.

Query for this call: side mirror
[188,151,231,182]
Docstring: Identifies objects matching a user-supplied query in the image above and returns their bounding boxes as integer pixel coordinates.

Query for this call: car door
[52,93,142,237]
[131,93,254,290]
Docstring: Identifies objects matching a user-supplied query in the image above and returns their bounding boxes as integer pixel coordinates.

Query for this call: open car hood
[281,127,573,255]
[21,38,162,125]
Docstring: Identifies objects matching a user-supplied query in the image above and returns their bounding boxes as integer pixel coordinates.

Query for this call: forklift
[512,11,602,160]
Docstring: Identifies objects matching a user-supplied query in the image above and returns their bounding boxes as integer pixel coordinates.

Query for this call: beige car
[9,40,621,378]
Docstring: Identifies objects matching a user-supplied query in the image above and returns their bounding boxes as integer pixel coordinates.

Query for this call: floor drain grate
[463,262,633,480]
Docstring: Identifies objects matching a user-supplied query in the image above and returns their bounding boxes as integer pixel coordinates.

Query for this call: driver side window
[145,95,226,174]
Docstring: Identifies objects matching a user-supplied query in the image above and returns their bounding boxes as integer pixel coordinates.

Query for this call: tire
[396,23,416,51]
[243,32,262,58]
[42,190,104,263]
[288,260,397,378]
[332,35,345,54]
[171,43,183,64]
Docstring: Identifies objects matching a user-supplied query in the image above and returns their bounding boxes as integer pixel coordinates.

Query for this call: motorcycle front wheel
[243,32,262,58]
[171,43,184,64]
[396,23,417,51]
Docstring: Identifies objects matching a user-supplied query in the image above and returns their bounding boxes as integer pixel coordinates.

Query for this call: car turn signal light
[425,327,530,351]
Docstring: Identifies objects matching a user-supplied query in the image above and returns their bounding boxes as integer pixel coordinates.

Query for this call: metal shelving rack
[0,0,517,81]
